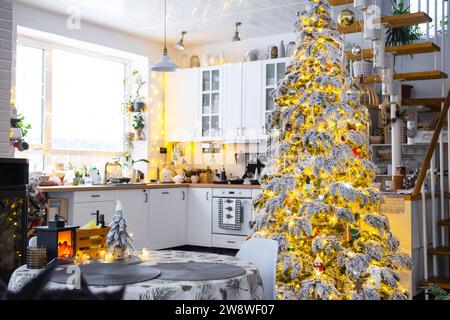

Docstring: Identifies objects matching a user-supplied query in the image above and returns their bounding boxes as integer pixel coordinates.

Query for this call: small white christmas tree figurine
[106,200,134,260]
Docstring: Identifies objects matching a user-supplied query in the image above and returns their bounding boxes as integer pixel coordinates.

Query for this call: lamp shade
[151,51,177,72]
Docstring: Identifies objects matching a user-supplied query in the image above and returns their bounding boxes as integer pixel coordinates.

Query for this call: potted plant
[132,113,145,140]
[385,0,422,99]
[124,70,146,112]
[117,154,149,180]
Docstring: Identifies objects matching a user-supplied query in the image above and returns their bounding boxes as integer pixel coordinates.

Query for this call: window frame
[16,35,132,168]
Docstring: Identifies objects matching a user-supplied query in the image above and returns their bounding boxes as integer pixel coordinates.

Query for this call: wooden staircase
[420,216,450,289]
[346,42,441,60]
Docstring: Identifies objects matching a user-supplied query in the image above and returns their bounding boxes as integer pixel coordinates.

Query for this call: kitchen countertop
[37,183,262,193]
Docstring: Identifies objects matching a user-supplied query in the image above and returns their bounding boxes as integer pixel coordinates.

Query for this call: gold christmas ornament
[338,9,356,27]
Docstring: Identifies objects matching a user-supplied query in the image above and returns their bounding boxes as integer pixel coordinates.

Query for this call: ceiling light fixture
[175,31,187,50]
[232,22,242,42]
[151,0,177,72]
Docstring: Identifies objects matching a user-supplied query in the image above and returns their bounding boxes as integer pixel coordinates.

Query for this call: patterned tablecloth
[8,250,264,300]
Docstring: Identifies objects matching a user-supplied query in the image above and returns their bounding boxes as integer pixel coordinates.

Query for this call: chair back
[236,238,278,300]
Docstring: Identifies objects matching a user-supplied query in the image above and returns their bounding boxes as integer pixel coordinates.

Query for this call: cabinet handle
[242,127,246,136]
[90,195,100,198]
[144,190,148,203]
[226,241,236,244]
[206,192,210,201]
[181,191,185,200]
[236,128,240,136]
[161,192,170,195]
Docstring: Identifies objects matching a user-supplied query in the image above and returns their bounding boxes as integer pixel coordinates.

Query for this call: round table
[8,250,264,300]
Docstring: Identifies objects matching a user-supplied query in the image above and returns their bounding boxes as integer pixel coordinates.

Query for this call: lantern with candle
[35,215,79,262]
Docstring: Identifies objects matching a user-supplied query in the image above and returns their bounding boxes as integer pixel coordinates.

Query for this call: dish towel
[218,199,242,230]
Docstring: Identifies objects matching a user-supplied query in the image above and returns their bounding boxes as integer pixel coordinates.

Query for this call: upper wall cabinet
[223,63,243,142]
[165,68,199,142]
[164,58,291,143]
[200,67,223,141]
[223,60,265,143]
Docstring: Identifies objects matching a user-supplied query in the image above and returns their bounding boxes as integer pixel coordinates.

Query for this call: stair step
[428,247,450,256]
[438,219,450,226]
[329,0,353,5]
[360,71,448,84]
[346,42,440,60]
[402,98,445,108]
[339,12,432,34]
[420,277,450,290]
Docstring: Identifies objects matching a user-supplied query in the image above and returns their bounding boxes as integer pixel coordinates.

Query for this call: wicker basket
[353,60,373,77]
[377,149,393,160]
[199,172,213,184]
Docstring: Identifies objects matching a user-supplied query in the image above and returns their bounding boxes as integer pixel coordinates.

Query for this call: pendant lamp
[151,0,177,72]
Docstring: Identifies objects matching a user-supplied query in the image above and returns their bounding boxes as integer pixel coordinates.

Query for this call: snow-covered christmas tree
[253,0,412,300]
[107,200,134,259]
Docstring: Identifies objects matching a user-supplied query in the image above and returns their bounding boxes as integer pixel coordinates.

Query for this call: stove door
[212,198,252,236]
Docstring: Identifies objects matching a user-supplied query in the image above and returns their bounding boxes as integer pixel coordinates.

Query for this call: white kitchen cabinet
[223,63,243,142]
[114,189,150,250]
[199,67,223,141]
[165,68,199,142]
[261,58,290,139]
[187,188,212,247]
[242,61,264,141]
[148,188,188,250]
[72,201,115,228]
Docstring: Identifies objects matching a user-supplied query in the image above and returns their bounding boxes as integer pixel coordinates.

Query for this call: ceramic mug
[191,175,200,184]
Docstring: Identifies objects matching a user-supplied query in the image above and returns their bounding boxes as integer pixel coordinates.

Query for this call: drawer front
[212,188,252,198]
[73,191,115,203]
[212,234,245,250]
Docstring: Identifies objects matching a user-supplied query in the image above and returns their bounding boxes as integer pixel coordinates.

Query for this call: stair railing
[412,90,450,287]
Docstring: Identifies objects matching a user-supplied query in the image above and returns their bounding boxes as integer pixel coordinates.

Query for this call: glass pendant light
[151,0,177,72]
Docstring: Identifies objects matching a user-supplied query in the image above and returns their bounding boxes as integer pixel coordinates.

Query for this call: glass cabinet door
[263,60,288,134]
[201,69,221,139]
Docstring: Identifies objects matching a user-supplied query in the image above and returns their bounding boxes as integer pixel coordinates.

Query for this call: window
[410,0,448,37]
[15,45,45,145]
[52,49,126,152]
[15,38,129,172]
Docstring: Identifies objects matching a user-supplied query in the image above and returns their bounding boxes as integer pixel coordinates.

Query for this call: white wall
[176,32,297,65]
[0,0,13,158]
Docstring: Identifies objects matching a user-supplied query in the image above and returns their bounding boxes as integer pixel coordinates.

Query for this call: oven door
[212,197,252,236]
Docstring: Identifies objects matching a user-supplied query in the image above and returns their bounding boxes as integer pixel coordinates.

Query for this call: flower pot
[113,246,125,260]
[133,102,146,112]
[401,85,414,99]
[134,128,145,140]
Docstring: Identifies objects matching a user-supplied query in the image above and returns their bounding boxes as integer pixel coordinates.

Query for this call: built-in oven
[212,188,253,237]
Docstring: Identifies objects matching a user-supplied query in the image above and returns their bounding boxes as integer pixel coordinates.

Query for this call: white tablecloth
[8,250,264,300]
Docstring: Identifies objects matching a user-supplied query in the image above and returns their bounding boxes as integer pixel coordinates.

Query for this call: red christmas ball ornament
[352,148,361,157]
[341,136,346,142]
